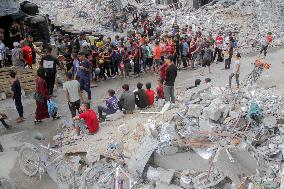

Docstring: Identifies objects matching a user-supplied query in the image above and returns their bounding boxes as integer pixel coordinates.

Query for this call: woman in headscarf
[34,67,50,124]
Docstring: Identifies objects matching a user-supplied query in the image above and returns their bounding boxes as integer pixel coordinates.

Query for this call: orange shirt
[153,45,163,60]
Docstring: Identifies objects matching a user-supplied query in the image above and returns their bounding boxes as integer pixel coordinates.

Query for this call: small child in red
[145,82,155,106]
[156,79,164,100]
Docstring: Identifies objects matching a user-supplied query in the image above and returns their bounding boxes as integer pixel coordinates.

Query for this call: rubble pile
[25,0,284,54]
[53,78,284,188]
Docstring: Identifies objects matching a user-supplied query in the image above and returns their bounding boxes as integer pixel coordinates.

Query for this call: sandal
[34,120,42,124]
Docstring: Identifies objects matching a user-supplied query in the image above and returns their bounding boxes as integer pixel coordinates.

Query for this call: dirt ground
[0,47,283,189]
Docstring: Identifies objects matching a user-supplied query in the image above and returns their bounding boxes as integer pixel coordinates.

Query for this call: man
[213,32,224,63]
[20,40,33,69]
[118,84,135,113]
[164,55,177,103]
[181,38,189,68]
[10,70,25,123]
[229,53,241,89]
[0,34,6,68]
[77,51,92,101]
[134,82,149,109]
[11,42,25,68]
[259,32,273,58]
[98,89,119,121]
[63,72,83,117]
[40,46,62,96]
[73,102,99,135]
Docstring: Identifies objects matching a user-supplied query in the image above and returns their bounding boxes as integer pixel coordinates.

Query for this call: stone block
[147,166,175,185]
[186,104,203,117]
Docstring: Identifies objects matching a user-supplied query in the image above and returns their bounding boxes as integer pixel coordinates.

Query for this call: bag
[48,100,58,117]
[33,92,45,103]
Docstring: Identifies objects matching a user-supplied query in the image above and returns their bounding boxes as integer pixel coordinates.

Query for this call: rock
[157,145,178,156]
[180,175,193,189]
[186,104,203,117]
[86,148,99,164]
[146,166,175,185]
[160,122,177,142]
[118,124,129,135]
[229,111,239,119]
[199,119,218,132]
[155,182,180,189]
[263,116,277,128]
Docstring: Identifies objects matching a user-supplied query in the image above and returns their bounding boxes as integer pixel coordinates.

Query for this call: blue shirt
[106,96,119,113]
[77,60,91,79]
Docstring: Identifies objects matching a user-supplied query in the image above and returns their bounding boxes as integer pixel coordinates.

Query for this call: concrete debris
[146,166,175,185]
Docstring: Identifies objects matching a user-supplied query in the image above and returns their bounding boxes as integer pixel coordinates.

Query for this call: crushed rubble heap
[25,0,284,54]
[54,77,284,188]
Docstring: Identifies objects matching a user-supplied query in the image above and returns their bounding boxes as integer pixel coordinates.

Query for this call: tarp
[0,0,20,17]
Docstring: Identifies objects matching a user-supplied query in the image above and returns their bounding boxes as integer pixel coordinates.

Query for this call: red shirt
[215,36,224,45]
[22,45,33,66]
[266,35,273,44]
[159,63,169,81]
[156,85,164,99]
[145,89,155,105]
[79,109,99,133]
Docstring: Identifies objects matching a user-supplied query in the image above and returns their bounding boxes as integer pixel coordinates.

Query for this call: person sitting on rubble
[118,84,135,114]
[186,79,201,90]
[145,82,155,106]
[98,89,119,121]
[134,82,149,109]
[73,102,99,135]
[0,112,11,129]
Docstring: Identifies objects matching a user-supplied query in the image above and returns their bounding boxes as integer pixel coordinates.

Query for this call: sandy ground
[0,47,283,189]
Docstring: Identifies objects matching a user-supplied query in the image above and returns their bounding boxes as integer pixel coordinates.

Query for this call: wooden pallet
[0,67,36,96]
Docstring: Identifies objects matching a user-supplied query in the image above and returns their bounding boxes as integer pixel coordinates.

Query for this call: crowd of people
[0,9,274,135]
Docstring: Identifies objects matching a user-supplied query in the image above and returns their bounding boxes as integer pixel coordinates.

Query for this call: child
[156,79,164,100]
[10,70,25,123]
[229,53,241,89]
[223,49,230,69]
[73,102,99,135]
[145,82,155,106]
[98,89,119,121]
[134,82,149,109]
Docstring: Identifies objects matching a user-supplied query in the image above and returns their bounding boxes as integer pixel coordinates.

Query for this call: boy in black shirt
[10,70,25,123]
[134,82,149,109]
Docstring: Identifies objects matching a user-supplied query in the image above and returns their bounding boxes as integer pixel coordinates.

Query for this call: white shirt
[233,60,241,74]
[63,80,80,102]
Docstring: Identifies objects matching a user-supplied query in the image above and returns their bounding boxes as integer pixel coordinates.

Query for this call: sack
[48,100,58,117]
[33,92,45,103]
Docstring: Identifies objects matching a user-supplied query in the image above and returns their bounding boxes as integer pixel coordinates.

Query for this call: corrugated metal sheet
[0,0,19,17]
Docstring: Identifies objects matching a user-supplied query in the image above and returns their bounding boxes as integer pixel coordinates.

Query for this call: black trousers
[134,59,140,74]
[213,47,223,62]
[69,100,80,117]
[15,96,23,117]
[45,73,56,95]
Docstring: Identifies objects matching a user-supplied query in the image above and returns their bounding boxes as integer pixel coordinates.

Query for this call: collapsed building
[49,65,284,189]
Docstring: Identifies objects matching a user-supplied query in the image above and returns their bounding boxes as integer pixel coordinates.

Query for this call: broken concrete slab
[262,116,277,128]
[155,182,181,189]
[147,166,175,185]
[186,104,203,117]
[127,134,159,177]
[154,151,209,171]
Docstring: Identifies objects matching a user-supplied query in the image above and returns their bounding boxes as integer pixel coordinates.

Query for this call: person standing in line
[9,70,25,123]
[63,72,83,118]
[77,51,92,101]
[40,46,63,97]
[153,40,163,72]
[229,53,241,89]
[213,32,224,63]
[164,55,177,103]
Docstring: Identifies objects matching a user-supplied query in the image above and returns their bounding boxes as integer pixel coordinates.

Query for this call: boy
[118,84,135,113]
[134,82,149,109]
[156,79,164,100]
[145,82,155,106]
[10,70,24,123]
[73,102,99,135]
[98,89,119,121]
[63,72,83,117]
[229,53,241,89]
[223,49,230,70]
